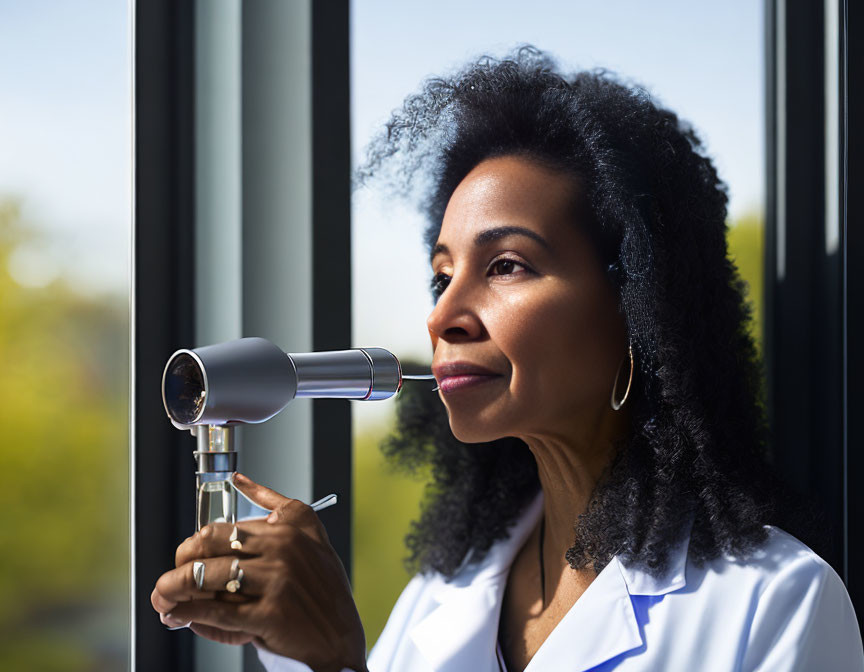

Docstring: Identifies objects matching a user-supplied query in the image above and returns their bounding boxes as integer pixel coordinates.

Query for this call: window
[0,2,130,669]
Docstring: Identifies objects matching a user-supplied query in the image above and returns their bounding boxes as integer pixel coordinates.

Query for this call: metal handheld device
[161,337,431,529]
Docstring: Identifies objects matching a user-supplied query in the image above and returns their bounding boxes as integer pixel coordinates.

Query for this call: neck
[520,402,631,592]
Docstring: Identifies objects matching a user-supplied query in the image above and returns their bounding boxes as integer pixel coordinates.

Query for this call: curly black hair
[358,46,824,579]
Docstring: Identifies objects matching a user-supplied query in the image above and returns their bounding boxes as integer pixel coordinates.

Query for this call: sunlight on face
[427,155,629,444]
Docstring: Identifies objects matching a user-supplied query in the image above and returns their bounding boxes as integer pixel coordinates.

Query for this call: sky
[0,0,130,295]
[351,0,765,218]
[349,0,766,429]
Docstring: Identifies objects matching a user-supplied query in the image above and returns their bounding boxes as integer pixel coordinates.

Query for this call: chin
[440,386,519,443]
[447,413,509,444]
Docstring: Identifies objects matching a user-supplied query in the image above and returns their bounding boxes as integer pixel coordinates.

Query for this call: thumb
[231,472,289,514]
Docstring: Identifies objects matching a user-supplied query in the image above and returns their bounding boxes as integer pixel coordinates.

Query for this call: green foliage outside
[0,200,129,670]
[726,211,765,350]
[353,429,426,651]
[353,211,765,650]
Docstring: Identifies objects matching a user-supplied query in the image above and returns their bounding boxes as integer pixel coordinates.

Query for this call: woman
[151,48,863,672]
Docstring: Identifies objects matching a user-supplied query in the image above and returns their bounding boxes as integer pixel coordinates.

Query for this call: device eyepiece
[163,351,207,425]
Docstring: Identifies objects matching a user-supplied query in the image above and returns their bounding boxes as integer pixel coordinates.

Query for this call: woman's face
[428,155,630,445]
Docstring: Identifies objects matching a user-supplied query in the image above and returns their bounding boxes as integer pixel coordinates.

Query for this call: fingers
[192,556,266,595]
[264,497,329,545]
[175,520,272,567]
[266,497,319,529]
[152,587,177,615]
[189,622,256,646]
[161,612,191,629]
[166,598,254,633]
[176,513,324,569]
[231,473,324,538]
[232,472,290,512]
[156,557,270,606]
[151,583,216,614]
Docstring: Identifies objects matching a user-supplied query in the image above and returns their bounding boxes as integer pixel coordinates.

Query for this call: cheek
[491,282,623,410]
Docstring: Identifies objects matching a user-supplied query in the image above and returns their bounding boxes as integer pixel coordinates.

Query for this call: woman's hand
[150,473,368,672]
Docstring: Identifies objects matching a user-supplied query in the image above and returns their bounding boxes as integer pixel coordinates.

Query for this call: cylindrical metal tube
[290,347,402,400]
[195,451,237,473]
[291,349,374,398]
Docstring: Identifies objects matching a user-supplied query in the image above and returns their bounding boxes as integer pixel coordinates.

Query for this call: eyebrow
[430,226,551,263]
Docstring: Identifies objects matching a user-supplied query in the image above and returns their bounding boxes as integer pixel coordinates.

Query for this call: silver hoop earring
[611,343,634,411]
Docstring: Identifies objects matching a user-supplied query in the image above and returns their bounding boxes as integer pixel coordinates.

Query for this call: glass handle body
[196,473,237,531]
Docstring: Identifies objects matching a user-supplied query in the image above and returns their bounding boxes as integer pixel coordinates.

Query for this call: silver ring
[193,561,206,590]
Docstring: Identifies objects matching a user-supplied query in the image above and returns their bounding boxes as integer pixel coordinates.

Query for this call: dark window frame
[765,0,861,630]
[133,0,197,668]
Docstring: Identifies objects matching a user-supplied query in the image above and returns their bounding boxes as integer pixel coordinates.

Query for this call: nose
[426,277,484,348]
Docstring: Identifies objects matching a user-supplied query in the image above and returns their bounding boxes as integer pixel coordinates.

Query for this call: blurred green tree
[0,199,129,671]
[727,211,765,349]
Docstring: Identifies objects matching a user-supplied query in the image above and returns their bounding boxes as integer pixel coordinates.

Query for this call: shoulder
[691,525,840,595]
[708,525,830,578]
[686,525,863,671]
[685,524,850,615]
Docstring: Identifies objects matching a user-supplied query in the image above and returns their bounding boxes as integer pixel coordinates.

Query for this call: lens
[163,352,206,424]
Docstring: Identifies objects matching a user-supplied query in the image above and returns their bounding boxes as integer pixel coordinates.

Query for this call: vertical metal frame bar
[842,0,863,617]
[765,0,845,572]
[132,0,196,668]
[764,0,779,434]
[311,0,353,579]
[765,0,864,631]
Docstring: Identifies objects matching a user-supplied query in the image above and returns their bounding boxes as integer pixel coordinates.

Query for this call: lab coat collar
[409,491,693,672]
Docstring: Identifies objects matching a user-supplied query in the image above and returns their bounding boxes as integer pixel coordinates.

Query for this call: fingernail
[163,613,186,628]
[233,472,247,483]
[266,512,278,523]
[166,621,191,631]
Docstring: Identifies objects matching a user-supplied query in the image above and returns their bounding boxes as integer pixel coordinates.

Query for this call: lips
[432,361,503,394]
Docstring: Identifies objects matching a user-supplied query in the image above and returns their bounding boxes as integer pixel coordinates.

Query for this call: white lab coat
[257,492,864,672]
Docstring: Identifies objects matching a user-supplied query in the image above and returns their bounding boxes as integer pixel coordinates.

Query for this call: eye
[430,258,532,300]
[488,257,529,276]
[430,272,451,299]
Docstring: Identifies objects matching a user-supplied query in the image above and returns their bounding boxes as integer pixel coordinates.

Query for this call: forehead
[437,155,584,244]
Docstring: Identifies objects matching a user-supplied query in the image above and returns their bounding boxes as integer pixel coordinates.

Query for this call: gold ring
[225,568,244,593]
[229,525,243,551]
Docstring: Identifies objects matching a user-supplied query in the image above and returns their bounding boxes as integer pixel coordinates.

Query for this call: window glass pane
[351,0,764,648]
[0,1,130,669]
